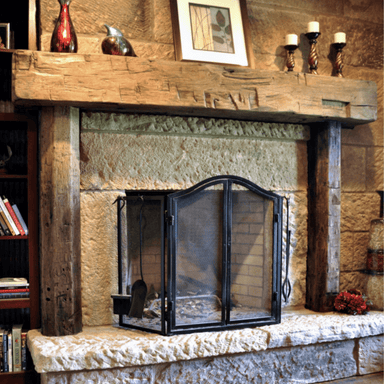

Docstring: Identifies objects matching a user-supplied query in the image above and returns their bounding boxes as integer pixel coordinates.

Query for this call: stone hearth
[29,309,383,383]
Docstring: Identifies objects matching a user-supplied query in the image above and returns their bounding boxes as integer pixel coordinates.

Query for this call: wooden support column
[307,121,341,312]
[39,106,82,336]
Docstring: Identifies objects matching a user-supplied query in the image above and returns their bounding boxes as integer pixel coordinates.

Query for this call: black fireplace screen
[112,175,283,335]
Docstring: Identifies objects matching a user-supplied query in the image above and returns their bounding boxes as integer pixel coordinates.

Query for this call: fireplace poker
[282,197,291,302]
[128,196,148,318]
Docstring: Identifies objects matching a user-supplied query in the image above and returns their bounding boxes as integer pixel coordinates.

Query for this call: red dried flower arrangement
[334,289,372,315]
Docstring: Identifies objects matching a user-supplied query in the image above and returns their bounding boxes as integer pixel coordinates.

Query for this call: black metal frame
[113,175,283,335]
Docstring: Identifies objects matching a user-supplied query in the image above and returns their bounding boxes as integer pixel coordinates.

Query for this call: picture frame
[170,0,254,67]
[0,23,10,49]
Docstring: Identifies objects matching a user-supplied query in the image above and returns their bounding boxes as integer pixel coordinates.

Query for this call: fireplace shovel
[128,198,147,318]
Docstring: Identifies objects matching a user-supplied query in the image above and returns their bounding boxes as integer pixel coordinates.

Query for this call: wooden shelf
[0,235,28,240]
[0,298,30,309]
[8,50,378,128]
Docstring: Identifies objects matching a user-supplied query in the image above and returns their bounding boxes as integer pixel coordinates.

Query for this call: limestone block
[262,311,384,349]
[27,326,268,373]
[340,271,368,293]
[344,0,383,23]
[366,275,384,311]
[358,335,384,375]
[342,69,383,148]
[366,146,384,192]
[340,232,369,272]
[81,191,122,326]
[40,340,357,384]
[153,0,173,44]
[341,146,367,192]
[40,0,154,39]
[341,193,381,232]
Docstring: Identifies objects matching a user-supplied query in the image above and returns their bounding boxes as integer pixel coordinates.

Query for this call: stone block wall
[37,0,383,324]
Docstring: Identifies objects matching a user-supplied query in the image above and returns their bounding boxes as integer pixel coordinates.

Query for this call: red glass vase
[50,0,78,53]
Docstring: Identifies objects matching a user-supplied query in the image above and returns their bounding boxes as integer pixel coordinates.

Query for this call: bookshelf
[0,113,39,382]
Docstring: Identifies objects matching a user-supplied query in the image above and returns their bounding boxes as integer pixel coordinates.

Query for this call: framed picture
[170,0,254,67]
[0,23,10,49]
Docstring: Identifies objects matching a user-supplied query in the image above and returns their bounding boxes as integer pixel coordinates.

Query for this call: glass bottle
[50,0,78,53]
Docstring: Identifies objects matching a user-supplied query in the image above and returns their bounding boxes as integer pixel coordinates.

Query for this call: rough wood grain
[39,106,82,336]
[307,121,341,312]
[11,51,377,126]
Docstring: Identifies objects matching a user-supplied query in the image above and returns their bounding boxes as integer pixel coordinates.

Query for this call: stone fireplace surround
[7,50,381,382]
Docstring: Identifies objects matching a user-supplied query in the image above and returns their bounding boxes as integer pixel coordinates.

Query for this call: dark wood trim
[39,106,82,336]
[306,121,341,312]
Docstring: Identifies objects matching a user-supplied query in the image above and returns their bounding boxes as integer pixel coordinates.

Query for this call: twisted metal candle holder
[333,42,346,78]
[305,32,321,75]
[285,44,299,72]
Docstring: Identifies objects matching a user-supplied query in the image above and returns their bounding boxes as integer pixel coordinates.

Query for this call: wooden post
[39,106,82,336]
[306,121,341,311]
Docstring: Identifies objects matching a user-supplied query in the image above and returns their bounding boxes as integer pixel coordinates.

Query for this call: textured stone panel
[340,232,370,272]
[281,192,308,308]
[80,133,308,192]
[28,325,268,373]
[318,15,383,70]
[341,146,367,192]
[261,310,384,349]
[341,193,381,232]
[342,69,383,148]
[344,0,384,25]
[366,147,384,192]
[153,0,173,44]
[366,275,384,311]
[340,271,368,293]
[81,113,310,140]
[81,191,122,326]
[39,340,358,384]
[247,0,343,14]
[358,335,384,374]
[39,0,154,40]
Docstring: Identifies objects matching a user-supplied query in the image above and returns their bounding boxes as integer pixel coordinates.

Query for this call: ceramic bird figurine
[102,24,137,56]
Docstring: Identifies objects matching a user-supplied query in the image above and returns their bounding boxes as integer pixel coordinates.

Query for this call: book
[0,214,11,236]
[12,203,28,236]
[0,288,30,293]
[0,277,29,287]
[0,328,3,372]
[0,206,16,236]
[7,329,12,372]
[0,196,19,235]
[12,324,22,372]
[1,328,8,372]
[0,292,30,299]
[3,197,25,236]
[21,331,27,371]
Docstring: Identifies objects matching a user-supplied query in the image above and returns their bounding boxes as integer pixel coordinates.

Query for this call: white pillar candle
[307,21,319,33]
[286,34,298,46]
[334,32,346,44]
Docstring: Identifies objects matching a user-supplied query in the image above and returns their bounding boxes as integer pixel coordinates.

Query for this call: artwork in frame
[170,0,254,67]
[0,23,10,49]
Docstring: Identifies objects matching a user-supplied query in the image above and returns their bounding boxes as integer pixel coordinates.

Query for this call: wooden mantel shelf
[10,50,377,126]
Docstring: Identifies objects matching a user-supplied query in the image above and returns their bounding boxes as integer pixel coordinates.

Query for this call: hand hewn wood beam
[307,121,341,312]
[39,106,82,336]
[11,50,377,127]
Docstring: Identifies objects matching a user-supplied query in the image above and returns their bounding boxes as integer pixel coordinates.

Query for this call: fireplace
[112,175,284,335]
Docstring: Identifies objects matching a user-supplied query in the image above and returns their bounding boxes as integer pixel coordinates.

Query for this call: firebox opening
[114,175,283,335]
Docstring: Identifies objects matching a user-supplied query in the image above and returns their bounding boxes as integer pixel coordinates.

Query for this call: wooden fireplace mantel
[11,50,377,126]
[3,50,378,336]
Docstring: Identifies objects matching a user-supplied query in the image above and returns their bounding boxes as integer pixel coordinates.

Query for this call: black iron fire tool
[128,196,148,318]
[282,197,291,302]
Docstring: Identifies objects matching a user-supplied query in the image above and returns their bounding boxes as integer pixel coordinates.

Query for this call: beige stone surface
[28,325,268,373]
[41,340,357,384]
[358,334,384,375]
[340,232,369,272]
[28,310,384,376]
[341,146,367,192]
[366,275,384,311]
[341,193,381,232]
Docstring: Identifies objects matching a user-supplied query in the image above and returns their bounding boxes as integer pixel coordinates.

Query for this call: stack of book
[0,196,28,237]
[0,278,29,300]
[0,324,28,372]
